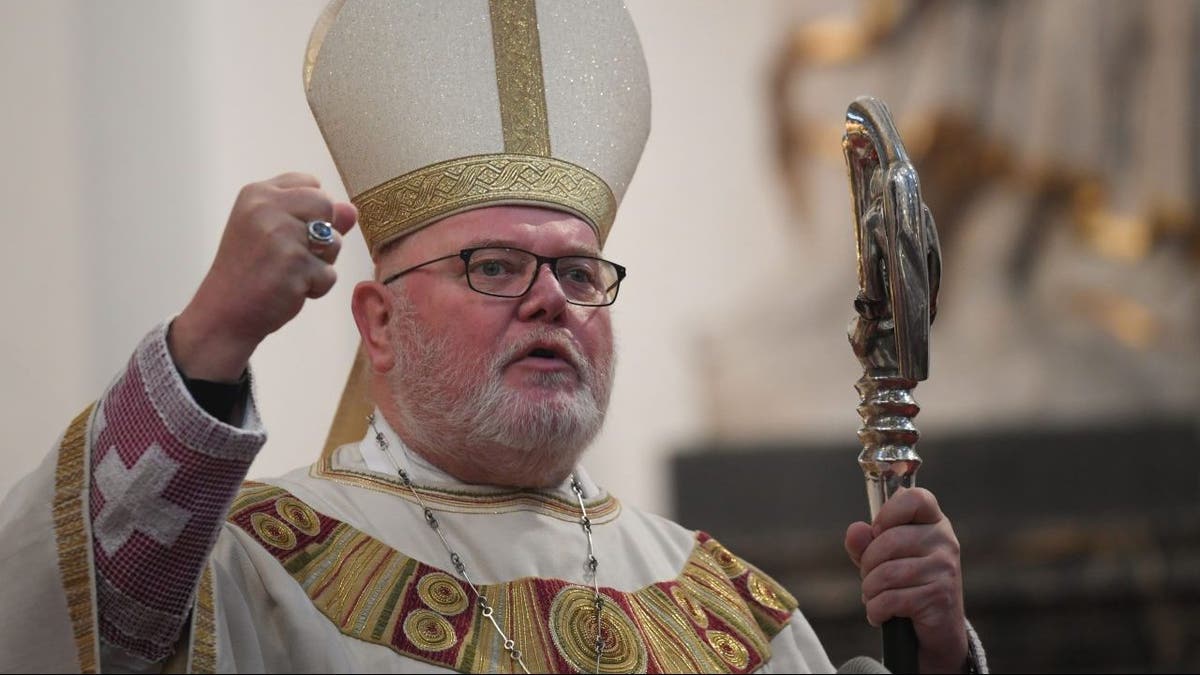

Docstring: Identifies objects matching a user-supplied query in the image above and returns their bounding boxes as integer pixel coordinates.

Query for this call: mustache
[495,328,589,378]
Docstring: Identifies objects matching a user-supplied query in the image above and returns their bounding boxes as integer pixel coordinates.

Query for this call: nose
[517,262,568,323]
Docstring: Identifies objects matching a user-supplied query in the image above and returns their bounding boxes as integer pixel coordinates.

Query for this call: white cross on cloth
[93,444,192,556]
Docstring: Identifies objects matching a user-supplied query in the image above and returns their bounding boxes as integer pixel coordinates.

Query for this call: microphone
[838,656,891,674]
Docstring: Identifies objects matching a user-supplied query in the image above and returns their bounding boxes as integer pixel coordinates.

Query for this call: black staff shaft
[883,617,920,673]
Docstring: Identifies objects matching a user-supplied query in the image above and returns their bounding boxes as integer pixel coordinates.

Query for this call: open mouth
[509,339,580,373]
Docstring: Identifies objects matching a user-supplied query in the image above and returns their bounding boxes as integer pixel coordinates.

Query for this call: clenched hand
[170,173,358,381]
[845,487,968,673]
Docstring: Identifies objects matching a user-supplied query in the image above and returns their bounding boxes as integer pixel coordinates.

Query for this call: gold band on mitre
[354,153,616,255]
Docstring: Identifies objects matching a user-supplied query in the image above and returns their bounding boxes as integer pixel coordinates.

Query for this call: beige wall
[0,1,808,516]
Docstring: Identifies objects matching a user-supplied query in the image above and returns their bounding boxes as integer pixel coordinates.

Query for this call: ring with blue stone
[306,220,335,247]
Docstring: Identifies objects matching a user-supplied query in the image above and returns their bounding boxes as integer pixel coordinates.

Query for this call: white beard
[385,299,614,484]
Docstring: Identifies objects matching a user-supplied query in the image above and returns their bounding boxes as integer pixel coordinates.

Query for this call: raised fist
[169,173,357,381]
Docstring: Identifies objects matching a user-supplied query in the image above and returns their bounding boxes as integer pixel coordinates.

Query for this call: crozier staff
[844,96,952,673]
[0,1,983,672]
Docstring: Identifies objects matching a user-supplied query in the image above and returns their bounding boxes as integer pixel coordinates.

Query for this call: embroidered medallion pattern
[229,483,797,673]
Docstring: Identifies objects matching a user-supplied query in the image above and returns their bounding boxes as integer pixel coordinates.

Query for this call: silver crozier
[842,96,942,674]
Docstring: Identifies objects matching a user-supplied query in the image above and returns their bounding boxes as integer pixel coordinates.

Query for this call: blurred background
[1,1,1197,671]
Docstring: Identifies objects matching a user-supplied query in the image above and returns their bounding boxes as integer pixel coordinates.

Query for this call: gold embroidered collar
[311,426,620,523]
[229,483,797,673]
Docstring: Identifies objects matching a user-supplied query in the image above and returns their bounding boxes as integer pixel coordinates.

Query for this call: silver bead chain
[570,474,605,675]
[368,415,604,674]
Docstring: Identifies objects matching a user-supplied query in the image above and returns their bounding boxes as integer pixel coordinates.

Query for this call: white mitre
[304,0,652,255]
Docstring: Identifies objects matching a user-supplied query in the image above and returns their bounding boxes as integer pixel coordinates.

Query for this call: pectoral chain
[368,414,604,674]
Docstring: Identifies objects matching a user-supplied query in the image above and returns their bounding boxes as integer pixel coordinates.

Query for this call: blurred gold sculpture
[702,0,1200,442]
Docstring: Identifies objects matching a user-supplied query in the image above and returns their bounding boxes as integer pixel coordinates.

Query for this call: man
[0,1,982,672]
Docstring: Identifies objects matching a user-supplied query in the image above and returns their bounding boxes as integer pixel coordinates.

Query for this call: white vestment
[0,324,835,673]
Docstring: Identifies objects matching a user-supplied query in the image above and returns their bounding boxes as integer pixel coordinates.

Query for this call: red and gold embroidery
[229,484,797,673]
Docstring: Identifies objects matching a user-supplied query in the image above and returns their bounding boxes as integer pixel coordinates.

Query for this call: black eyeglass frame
[380,246,627,307]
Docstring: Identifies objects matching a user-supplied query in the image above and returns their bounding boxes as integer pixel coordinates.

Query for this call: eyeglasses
[381,246,627,307]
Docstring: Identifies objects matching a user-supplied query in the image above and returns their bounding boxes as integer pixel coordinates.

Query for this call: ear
[351,281,397,373]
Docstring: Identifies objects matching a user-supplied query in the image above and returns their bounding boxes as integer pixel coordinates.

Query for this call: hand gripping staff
[843,96,942,674]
